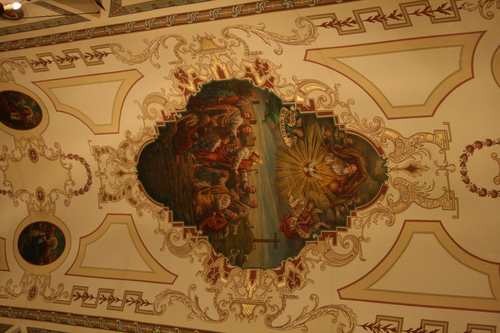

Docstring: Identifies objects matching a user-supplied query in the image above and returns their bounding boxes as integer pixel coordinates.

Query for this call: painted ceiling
[0,0,499,332]
[0,0,214,36]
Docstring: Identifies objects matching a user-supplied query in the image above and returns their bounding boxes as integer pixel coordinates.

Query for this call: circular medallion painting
[1,8,24,20]
[18,221,66,266]
[0,90,43,130]
[137,79,387,269]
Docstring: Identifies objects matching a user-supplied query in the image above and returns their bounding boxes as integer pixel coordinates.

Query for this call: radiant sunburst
[275,136,344,208]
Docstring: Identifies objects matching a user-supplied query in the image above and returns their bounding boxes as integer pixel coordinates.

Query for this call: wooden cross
[253,232,281,249]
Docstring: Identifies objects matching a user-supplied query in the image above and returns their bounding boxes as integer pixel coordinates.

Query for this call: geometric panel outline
[51,81,122,125]
[0,306,216,333]
[305,31,484,119]
[467,324,497,333]
[369,233,493,298]
[66,214,178,284]
[375,315,404,333]
[336,47,462,106]
[81,223,152,272]
[421,319,449,333]
[0,238,8,271]
[34,70,143,134]
[492,45,500,88]
[338,220,500,312]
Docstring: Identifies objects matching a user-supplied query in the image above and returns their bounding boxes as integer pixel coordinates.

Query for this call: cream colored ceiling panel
[50,81,121,126]
[80,223,152,272]
[305,32,483,119]
[369,232,493,298]
[336,47,462,106]
[67,214,177,284]
[339,220,500,312]
[34,70,143,134]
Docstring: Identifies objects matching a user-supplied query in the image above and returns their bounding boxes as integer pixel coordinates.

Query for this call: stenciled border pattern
[0,0,355,52]
[59,285,154,314]
[110,0,214,17]
[1,281,159,315]
[359,315,489,333]
[2,0,499,53]
[310,0,500,33]
[10,45,111,73]
[310,0,462,34]
[0,306,220,333]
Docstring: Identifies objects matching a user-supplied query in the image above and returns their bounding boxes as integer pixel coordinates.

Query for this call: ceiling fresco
[0,0,499,332]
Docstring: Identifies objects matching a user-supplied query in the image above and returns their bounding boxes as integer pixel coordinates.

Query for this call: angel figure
[279,194,331,239]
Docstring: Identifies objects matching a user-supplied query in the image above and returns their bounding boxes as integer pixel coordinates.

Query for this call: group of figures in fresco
[138,79,386,268]
[172,84,259,239]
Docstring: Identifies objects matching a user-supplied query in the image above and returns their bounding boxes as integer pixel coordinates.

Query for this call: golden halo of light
[275,136,343,208]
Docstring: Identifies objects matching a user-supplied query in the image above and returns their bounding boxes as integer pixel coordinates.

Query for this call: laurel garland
[459,138,500,198]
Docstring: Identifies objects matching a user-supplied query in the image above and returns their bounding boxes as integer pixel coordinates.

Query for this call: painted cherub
[279,194,331,239]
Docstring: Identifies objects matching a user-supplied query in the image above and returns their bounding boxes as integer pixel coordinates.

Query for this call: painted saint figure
[0,91,42,130]
[192,182,232,219]
[18,222,63,266]
[321,144,368,200]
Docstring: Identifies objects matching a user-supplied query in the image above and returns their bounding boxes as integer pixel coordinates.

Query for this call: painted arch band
[137,79,387,269]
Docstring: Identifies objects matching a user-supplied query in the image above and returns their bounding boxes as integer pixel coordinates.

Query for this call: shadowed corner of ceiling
[94,0,105,11]
[0,0,106,18]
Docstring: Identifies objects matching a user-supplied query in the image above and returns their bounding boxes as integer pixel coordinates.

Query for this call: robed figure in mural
[321,144,368,201]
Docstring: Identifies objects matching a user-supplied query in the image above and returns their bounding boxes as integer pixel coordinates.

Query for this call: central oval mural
[137,79,387,269]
